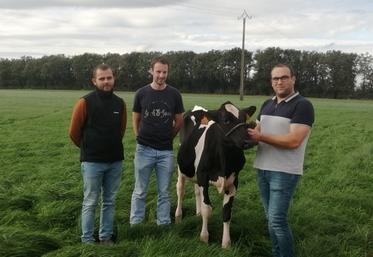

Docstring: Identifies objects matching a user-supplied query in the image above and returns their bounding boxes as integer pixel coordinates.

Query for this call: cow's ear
[243,106,256,117]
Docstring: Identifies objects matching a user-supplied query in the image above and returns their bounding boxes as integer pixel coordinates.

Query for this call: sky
[1,0,373,59]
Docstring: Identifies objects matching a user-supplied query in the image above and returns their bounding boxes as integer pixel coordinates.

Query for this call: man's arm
[69,98,86,147]
[132,112,141,137]
[248,123,311,149]
[172,113,184,138]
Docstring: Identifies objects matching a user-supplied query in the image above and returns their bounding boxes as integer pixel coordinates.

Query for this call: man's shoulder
[137,84,151,92]
[166,84,180,92]
[264,97,274,104]
[112,92,123,100]
[82,91,96,99]
[261,98,274,108]
[165,85,182,97]
[134,84,151,97]
[112,93,125,106]
[294,94,314,109]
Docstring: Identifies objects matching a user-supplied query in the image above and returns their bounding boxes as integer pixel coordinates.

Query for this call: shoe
[100,239,114,246]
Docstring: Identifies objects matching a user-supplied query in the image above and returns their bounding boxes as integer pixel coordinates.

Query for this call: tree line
[1,47,373,99]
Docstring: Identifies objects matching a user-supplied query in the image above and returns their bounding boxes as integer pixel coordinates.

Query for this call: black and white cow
[175,101,256,248]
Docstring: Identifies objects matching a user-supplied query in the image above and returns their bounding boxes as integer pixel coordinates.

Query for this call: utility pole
[238,10,252,101]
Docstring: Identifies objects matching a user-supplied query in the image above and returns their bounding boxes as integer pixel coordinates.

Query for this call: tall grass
[0,90,372,257]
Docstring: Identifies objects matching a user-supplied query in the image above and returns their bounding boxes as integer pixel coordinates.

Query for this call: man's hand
[248,128,261,142]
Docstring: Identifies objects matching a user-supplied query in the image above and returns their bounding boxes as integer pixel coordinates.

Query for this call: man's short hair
[93,63,113,78]
[150,56,170,70]
[271,63,295,77]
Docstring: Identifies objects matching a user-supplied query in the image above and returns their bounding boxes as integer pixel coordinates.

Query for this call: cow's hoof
[200,233,209,244]
[175,215,182,224]
[222,241,231,249]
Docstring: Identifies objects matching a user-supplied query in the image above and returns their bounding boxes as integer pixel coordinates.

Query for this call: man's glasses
[272,75,290,82]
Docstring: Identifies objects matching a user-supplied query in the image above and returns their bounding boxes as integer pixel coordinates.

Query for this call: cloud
[0,0,186,9]
[0,0,373,58]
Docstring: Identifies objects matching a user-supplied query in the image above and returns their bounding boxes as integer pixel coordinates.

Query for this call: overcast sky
[1,0,373,58]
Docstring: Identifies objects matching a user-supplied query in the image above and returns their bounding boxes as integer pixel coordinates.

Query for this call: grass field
[0,89,372,257]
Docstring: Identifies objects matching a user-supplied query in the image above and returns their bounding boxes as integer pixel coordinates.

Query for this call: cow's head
[179,106,210,143]
[209,101,257,149]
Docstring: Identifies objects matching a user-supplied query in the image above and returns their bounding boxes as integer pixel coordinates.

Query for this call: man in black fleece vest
[69,64,127,245]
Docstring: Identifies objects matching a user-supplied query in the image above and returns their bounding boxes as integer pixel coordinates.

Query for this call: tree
[0,48,371,99]
[39,55,73,88]
[218,48,253,94]
[164,51,196,92]
[252,47,287,95]
[21,57,42,88]
[71,53,104,89]
[0,59,12,88]
[120,52,161,91]
[355,53,373,98]
[296,51,325,97]
[323,51,357,98]
[191,50,223,93]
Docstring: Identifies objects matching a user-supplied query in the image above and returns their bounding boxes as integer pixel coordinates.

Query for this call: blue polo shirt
[253,92,314,175]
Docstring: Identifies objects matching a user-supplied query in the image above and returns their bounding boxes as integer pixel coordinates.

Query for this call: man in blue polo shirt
[248,63,314,257]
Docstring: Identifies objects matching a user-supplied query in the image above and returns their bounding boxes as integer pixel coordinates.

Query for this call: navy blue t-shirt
[254,92,315,174]
[257,92,314,127]
[133,84,184,150]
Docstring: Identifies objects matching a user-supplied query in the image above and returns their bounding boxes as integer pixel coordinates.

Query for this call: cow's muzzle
[243,139,258,149]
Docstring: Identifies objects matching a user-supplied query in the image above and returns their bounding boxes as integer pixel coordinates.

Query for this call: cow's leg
[199,185,212,244]
[175,168,186,223]
[194,184,201,216]
[221,182,237,248]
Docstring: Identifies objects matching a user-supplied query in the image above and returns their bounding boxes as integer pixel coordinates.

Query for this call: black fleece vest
[80,90,124,162]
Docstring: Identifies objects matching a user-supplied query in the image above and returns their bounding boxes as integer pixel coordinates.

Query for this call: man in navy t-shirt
[130,56,184,225]
[248,63,314,257]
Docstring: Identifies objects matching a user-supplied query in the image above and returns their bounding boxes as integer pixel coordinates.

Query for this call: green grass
[0,89,372,257]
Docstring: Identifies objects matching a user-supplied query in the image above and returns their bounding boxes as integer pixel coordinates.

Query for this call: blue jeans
[81,161,123,243]
[130,144,174,225]
[257,169,300,257]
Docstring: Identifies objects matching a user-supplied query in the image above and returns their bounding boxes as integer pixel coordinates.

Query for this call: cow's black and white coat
[175,101,256,248]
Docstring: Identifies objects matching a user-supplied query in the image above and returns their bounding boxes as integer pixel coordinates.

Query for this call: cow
[175,101,257,248]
